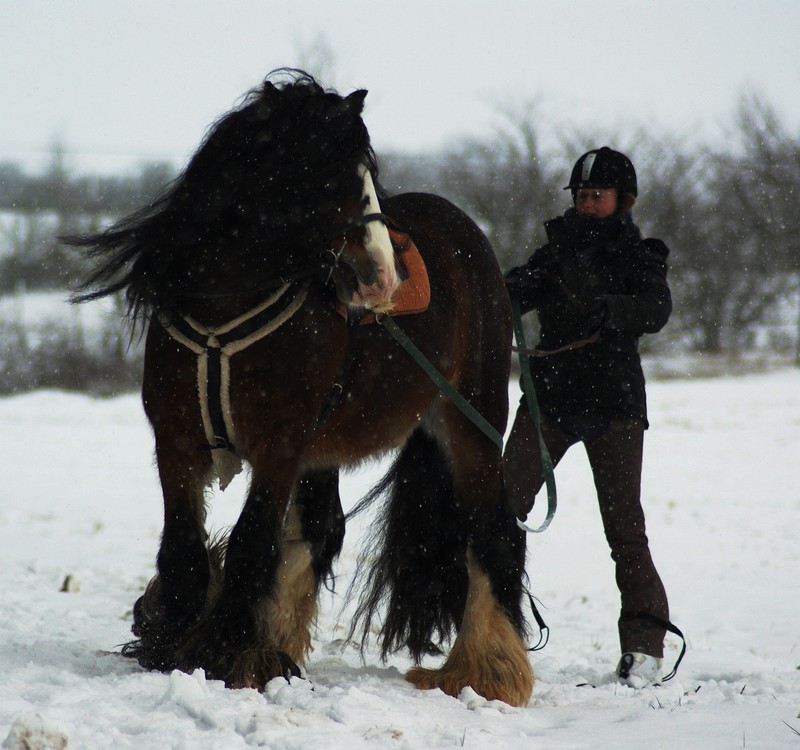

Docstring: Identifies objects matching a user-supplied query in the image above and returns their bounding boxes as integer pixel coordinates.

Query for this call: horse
[71,70,533,706]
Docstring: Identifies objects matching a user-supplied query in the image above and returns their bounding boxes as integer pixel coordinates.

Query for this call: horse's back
[384,191,512,374]
[385,192,499,273]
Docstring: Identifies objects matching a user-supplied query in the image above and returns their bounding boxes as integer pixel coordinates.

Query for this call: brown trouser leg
[503,405,573,518]
[503,407,669,657]
[584,420,668,657]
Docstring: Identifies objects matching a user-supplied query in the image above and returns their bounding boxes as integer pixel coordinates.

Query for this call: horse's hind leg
[406,513,532,706]
[353,429,468,660]
[405,420,533,706]
[127,440,212,670]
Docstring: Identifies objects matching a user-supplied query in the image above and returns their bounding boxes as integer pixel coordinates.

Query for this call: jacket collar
[545,209,641,252]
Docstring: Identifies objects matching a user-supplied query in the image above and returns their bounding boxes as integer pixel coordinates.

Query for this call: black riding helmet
[564,146,638,197]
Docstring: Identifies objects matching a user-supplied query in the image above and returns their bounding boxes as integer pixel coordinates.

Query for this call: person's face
[575,188,618,218]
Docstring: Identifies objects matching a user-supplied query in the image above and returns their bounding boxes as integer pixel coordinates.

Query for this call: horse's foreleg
[265,468,344,662]
[294,468,345,587]
[157,464,211,624]
[184,475,299,689]
[265,504,317,667]
[127,441,212,670]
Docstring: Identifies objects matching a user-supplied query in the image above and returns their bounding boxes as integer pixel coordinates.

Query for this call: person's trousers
[504,406,669,657]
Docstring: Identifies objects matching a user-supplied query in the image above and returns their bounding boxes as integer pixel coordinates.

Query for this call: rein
[510,270,598,357]
[378,306,557,651]
[619,611,687,682]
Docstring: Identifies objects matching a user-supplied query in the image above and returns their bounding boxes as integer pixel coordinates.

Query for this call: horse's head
[326,164,399,314]
[184,70,399,309]
[71,69,400,319]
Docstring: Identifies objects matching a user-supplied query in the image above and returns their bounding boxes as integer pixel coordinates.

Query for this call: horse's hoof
[405,664,533,707]
[221,648,302,690]
[406,666,447,693]
[277,651,302,681]
[130,594,148,637]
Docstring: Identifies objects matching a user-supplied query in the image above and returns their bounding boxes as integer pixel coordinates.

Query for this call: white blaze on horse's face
[350,165,399,313]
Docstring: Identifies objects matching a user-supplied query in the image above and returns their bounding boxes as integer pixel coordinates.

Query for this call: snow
[1,370,799,749]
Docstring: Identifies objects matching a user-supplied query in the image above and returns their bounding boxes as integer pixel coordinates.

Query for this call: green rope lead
[511,298,557,533]
[379,309,556,533]
[377,315,504,450]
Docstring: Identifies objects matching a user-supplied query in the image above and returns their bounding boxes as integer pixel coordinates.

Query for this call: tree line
[0,92,797,392]
[0,149,173,293]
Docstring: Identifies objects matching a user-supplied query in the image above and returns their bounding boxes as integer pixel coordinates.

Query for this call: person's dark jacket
[505,209,671,426]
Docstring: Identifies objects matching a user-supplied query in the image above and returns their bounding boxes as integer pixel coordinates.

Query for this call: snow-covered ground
[1,370,799,749]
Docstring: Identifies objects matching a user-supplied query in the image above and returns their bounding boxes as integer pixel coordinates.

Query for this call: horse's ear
[345,89,368,113]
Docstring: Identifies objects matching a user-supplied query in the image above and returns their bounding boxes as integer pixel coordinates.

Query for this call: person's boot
[617,652,663,688]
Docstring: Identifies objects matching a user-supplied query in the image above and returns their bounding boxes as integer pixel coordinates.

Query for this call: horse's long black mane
[70,69,384,322]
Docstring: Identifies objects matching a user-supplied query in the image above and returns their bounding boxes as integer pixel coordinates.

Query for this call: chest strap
[158,280,309,489]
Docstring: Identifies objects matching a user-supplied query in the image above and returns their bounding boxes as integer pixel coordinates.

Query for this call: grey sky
[3,0,798,173]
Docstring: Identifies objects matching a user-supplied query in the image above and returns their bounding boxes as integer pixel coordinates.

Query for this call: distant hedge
[0,316,142,395]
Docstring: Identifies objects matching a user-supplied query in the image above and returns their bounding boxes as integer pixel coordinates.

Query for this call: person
[503,146,672,687]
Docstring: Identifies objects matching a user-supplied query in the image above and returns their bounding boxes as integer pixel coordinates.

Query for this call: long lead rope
[377,315,504,450]
[511,298,558,533]
[378,307,558,533]
[379,309,554,651]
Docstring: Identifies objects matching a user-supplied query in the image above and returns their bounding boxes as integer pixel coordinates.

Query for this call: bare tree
[658,95,800,353]
[435,102,562,272]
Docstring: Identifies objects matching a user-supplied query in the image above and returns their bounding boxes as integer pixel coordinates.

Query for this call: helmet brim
[563,183,616,191]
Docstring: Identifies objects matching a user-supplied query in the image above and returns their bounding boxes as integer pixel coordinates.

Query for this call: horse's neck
[171,250,286,324]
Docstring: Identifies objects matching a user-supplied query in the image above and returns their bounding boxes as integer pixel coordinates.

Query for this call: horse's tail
[348,428,468,662]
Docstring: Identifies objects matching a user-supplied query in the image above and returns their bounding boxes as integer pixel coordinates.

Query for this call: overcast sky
[3,0,799,174]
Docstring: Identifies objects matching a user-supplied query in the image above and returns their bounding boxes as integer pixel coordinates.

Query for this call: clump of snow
[3,715,68,750]
[1,371,799,749]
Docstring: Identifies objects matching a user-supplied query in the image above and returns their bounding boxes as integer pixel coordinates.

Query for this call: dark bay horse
[72,71,532,706]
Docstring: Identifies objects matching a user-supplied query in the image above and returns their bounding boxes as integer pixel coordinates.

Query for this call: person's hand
[505,268,541,298]
[504,276,527,298]
[582,298,607,337]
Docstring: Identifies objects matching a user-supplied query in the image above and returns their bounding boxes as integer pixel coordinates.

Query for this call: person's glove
[504,270,525,298]
[581,298,607,337]
[504,268,542,298]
